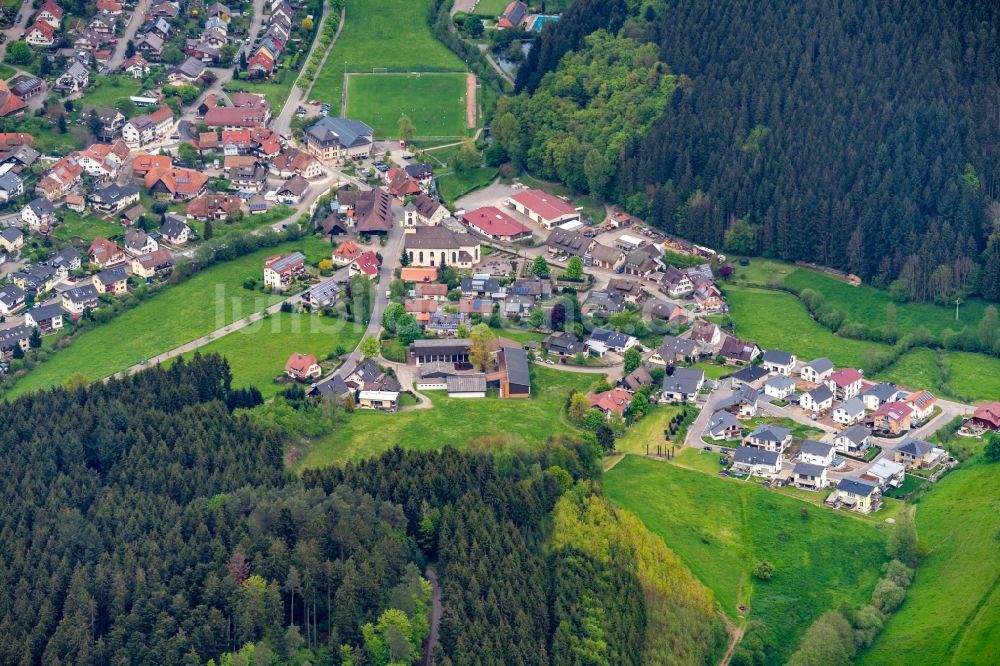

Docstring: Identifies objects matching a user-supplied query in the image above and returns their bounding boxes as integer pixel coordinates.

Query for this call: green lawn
[490,326,547,344]
[470,0,508,15]
[224,73,297,118]
[691,361,731,379]
[296,365,601,469]
[861,460,1000,665]
[78,76,143,110]
[879,348,940,390]
[744,415,825,441]
[437,166,499,203]
[943,351,1000,402]
[671,446,726,474]
[176,312,364,398]
[53,210,123,244]
[313,0,466,110]
[0,64,16,80]
[605,456,889,663]
[346,73,469,139]
[7,238,331,397]
[725,285,888,369]
[615,405,685,455]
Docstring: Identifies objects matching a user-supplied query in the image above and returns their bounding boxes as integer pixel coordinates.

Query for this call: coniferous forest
[0,355,723,665]
[505,0,1000,302]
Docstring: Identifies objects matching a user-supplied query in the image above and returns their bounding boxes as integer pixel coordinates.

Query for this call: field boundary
[465,72,476,128]
[344,72,471,139]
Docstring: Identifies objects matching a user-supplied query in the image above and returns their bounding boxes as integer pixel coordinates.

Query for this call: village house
[862,459,906,490]
[301,280,341,309]
[89,183,141,214]
[689,319,722,349]
[799,440,835,466]
[46,247,81,278]
[414,282,448,301]
[54,62,90,94]
[660,367,705,403]
[186,193,245,221]
[894,438,941,469]
[831,478,881,514]
[36,156,83,200]
[607,278,645,304]
[497,0,529,28]
[0,326,32,358]
[793,462,828,490]
[22,198,56,228]
[276,175,310,204]
[121,54,150,78]
[587,327,637,355]
[546,227,591,256]
[834,424,872,454]
[745,424,792,453]
[123,229,158,257]
[967,402,1000,432]
[588,388,632,418]
[621,366,654,392]
[123,107,174,148]
[35,1,64,28]
[833,396,866,425]
[263,252,306,291]
[144,167,208,200]
[649,335,699,365]
[760,349,796,375]
[903,390,937,421]
[349,251,381,279]
[800,384,834,413]
[131,248,174,279]
[410,339,470,365]
[544,332,586,358]
[719,336,760,365]
[0,227,24,254]
[706,410,743,440]
[587,243,625,270]
[507,189,579,229]
[88,237,126,268]
[303,117,374,162]
[403,193,450,227]
[860,382,902,411]
[285,353,322,382]
[23,303,67,334]
[357,390,399,412]
[717,384,759,419]
[0,284,25,315]
[0,171,23,201]
[729,364,769,388]
[403,226,481,268]
[763,374,797,400]
[731,447,782,478]
[92,266,129,295]
[872,401,912,435]
[82,107,126,141]
[161,216,193,246]
[662,266,695,298]
[800,357,834,383]
[10,265,58,297]
[825,368,864,399]
[25,22,56,47]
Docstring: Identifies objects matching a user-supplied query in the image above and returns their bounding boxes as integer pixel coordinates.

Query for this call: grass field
[225,73,297,118]
[0,64,16,80]
[861,460,1000,665]
[54,211,122,244]
[438,166,499,203]
[725,286,888,368]
[605,456,889,663]
[296,365,601,469]
[346,73,468,138]
[470,0,508,15]
[176,312,364,398]
[8,238,331,397]
[615,405,686,455]
[879,348,940,389]
[78,76,143,110]
[313,0,466,110]
[943,351,1000,402]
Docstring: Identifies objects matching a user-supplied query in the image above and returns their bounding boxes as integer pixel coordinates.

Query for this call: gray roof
[64,283,99,303]
[0,226,22,242]
[837,396,866,414]
[837,477,878,496]
[306,117,373,148]
[447,373,487,393]
[808,385,834,402]
[27,198,56,216]
[717,384,758,411]
[800,440,834,457]
[589,327,633,349]
[0,325,31,347]
[838,424,872,445]
[794,462,826,477]
[404,226,476,251]
[762,349,794,365]
[662,366,704,395]
[748,424,791,444]
[26,302,66,321]
[804,357,834,374]
[764,374,796,390]
[65,62,89,81]
[861,382,898,402]
[546,227,590,255]
[0,284,24,304]
[267,251,305,273]
[95,267,128,284]
[658,335,697,359]
[503,347,530,387]
[731,365,769,384]
[173,56,205,79]
[897,438,934,456]
[0,172,22,192]
[733,446,780,466]
[708,410,742,436]
[310,375,350,399]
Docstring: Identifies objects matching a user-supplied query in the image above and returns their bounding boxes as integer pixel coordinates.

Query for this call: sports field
[471,0,508,15]
[345,73,469,138]
[605,456,889,663]
[312,0,466,110]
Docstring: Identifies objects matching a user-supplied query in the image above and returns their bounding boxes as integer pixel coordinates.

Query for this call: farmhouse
[800,357,834,383]
[446,374,487,399]
[588,388,632,417]
[144,167,208,200]
[285,353,321,382]
[544,332,585,357]
[410,339,470,365]
[719,336,760,365]
[834,424,872,454]
[745,424,791,453]
[967,402,1000,432]
[800,384,834,413]
[761,349,796,375]
[833,397,866,425]
[507,189,579,229]
[731,447,782,478]
[792,462,828,490]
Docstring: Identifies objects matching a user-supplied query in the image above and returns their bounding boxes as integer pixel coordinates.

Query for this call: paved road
[108,0,151,70]
[274,3,342,136]
[0,0,32,66]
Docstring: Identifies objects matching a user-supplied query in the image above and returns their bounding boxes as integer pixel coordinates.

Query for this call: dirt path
[423,566,442,666]
[718,617,745,666]
[465,72,477,129]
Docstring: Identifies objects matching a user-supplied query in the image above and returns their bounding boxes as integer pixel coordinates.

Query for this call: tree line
[508,0,1000,304]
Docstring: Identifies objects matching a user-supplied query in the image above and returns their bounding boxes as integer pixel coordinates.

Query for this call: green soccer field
[345,73,469,139]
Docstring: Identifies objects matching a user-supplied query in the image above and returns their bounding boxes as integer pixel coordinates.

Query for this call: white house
[800,385,834,413]
[731,446,782,478]
[798,440,835,467]
[745,424,792,453]
[825,368,864,400]
[792,462,828,490]
[863,459,906,490]
[764,375,797,400]
[761,349,796,375]
[800,357,834,383]
[860,383,901,411]
[835,424,872,454]
[833,397,866,425]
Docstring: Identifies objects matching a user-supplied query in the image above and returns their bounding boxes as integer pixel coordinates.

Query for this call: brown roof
[144,167,208,196]
[131,154,172,174]
[185,193,243,218]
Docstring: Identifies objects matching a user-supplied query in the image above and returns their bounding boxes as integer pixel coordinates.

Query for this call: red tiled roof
[971,402,1000,428]
[827,368,863,387]
[874,401,913,420]
[285,353,318,375]
[131,154,172,174]
[144,167,208,196]
[588,389,632,415]
[353,251,380,276]
[463,206,531,238]
[333,240,362,262]
[510,188,577,221]
[404,298,438,314]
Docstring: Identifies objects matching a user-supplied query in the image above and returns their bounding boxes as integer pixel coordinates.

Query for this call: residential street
[0,0,32,65]
[107,0,151,70]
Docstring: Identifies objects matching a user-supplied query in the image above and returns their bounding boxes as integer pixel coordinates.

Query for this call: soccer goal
[372,67,388,74]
